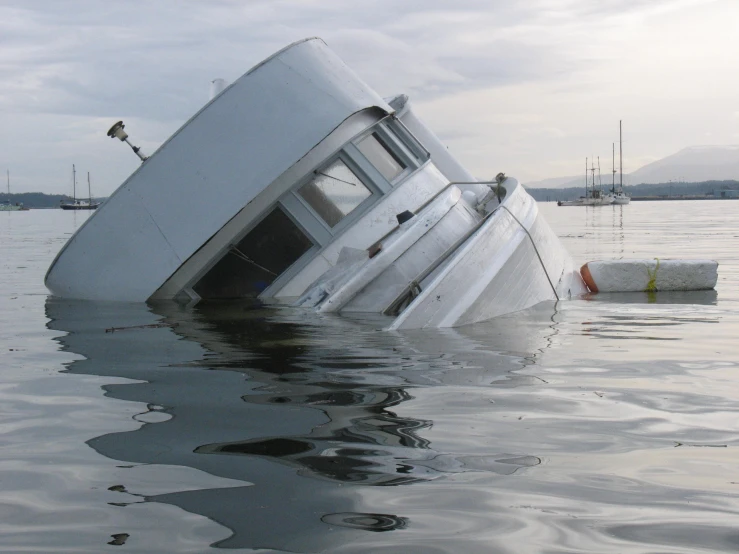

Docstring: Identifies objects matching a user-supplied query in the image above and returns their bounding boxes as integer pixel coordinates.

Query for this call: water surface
[1,201,739,552]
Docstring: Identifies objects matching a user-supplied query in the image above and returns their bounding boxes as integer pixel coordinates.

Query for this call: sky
[1,0,738,195]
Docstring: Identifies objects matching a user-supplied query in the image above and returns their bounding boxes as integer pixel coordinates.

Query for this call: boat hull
[45,37,587,331]
[612,195,630,205]
[389,180,586,329]
[60,204,100,210]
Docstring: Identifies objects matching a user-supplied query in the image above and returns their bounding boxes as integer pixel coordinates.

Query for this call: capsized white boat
[44,38,587,329]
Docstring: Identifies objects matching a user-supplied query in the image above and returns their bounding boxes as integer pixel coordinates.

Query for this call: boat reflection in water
[46,298,556,551]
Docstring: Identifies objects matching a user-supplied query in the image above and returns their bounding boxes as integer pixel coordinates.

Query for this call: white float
[580,259,718,293]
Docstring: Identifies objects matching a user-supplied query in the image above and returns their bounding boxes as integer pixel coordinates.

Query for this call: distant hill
[630,146,739,183]
[523,175,583,188]
[526,174,614,189]
[1,193,106,209]
[527,145,739,188]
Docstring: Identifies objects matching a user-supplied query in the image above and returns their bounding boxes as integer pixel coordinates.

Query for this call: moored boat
[45,38,587,329]
[1,170,26,211]
[60,166,100,210]
[558,158,613,207]
[612,120,631,205]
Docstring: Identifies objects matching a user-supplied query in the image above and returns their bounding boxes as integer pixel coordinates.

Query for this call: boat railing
[367,178,508,255]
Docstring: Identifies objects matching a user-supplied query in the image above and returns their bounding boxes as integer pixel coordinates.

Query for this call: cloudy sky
[1,0,738,195]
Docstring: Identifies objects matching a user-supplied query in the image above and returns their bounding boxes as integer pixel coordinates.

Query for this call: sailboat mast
[6,169,9,196]
[590,158,596,196]
[72,164,77,202]
[597,157,602,192]
[619,120,623,190]
[612,143,616,194]
[88,172,92,204]
[585,157,588,196]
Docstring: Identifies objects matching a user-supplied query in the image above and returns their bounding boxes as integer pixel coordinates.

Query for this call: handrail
[368,179,504,253]
[383,200,559,316]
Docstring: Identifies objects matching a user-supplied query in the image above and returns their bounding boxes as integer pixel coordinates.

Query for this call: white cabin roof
[46,38,393,301]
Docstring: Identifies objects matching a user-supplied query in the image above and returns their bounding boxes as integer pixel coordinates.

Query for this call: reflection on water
[46,299,560,550]
[44,287,739,552]
[3,203,739,552]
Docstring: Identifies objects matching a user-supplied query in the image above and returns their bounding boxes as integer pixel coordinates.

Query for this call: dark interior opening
[193,207,313,299]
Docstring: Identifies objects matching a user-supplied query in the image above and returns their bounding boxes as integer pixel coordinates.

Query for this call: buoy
[580,259,718,293]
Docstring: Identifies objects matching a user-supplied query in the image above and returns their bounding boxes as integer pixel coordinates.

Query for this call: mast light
[107,121,148,162]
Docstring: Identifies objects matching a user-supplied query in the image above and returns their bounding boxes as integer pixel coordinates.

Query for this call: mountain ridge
[527,145,739,188]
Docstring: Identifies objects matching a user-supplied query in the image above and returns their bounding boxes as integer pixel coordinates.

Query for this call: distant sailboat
[612,120,631,205]
[558,157,614,206]
[0,170,25,211]
[60,165,100,210]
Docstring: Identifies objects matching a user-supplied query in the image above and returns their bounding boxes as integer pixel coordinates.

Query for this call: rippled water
[1,201,739,553]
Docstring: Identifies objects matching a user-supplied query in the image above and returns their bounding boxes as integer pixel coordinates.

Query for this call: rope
[315,171,358,187]
[498,206,560,301]
[229,246,278,276]
[383,200,560,314]
[644,257,660,292]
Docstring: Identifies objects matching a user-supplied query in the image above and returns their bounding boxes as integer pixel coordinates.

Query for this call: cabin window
[356,132,406,182]
[298,159,372,228]
[192,207,313,299]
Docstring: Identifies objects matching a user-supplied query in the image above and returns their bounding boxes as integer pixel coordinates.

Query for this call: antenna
[107,121,148,162]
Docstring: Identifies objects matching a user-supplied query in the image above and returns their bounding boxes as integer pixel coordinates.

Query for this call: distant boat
[612,120,630,205]
[0,170,26,211]
[558,158,613,206]
[60,165,100,210]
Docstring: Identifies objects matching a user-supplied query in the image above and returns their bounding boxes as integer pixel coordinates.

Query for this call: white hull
[612,193,630,205]
[0,204,23,211]
[389,180,585,329]
[558,196,614,207]
[46,38,587,329]
[300,178,586,329]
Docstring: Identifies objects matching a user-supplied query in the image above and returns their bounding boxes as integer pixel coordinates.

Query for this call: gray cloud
[0,0,732,192]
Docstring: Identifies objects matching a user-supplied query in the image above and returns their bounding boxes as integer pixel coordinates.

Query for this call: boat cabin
[45,37,584,328]
[45,38,486,305]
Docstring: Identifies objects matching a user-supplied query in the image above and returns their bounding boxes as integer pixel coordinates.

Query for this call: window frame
[291,150,382,236]
[187,203,322,301]
[354,131,408,184]
[176,114,435,303]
